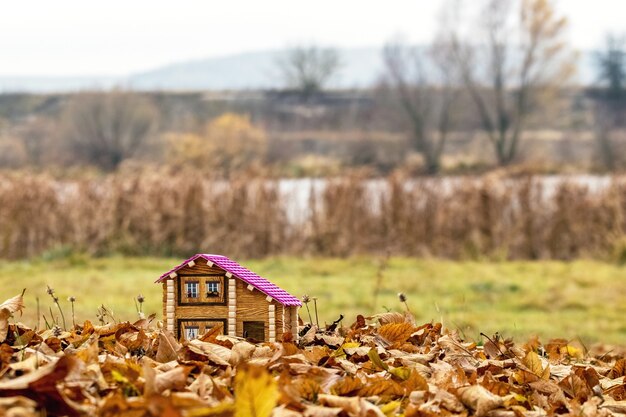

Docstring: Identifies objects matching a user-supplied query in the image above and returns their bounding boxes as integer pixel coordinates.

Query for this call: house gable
[156,254,301,307]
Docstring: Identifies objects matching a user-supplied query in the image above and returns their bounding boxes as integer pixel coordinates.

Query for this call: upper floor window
[179,275,226,305]
[186,281,199,298]
[206,281,220,296]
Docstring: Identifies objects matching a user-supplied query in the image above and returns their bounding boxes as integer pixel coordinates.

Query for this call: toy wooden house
[156,254,301,342]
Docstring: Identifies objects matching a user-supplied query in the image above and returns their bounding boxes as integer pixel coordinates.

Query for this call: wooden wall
[164,257,299,341]
[235,278,269,341]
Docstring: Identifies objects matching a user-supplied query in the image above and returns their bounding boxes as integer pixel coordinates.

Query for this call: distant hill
[128,47,385,91]
[0,47,597,93]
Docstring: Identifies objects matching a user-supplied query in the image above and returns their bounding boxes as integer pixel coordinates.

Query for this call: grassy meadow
[1,255,625,345]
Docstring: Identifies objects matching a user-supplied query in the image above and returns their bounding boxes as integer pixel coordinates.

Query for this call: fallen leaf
[234,365,278,417]
[156,330,181,363]
[458,384,504,416]
[378,322,415,345]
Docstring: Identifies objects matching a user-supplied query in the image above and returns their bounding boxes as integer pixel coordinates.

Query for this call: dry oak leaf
[317,394,386,417]
[187,339,231,366]
[378,322,415,345]
[357,376,405,398]
[0,292,25,343]
[156,330,181,363]
[0,396,38,417]
[514,351,550,384]
[331,375,364,396]
[609,358,626,379]
[559,373,590,402]
[303,404,343,417]
[143,362,192,396]
[0,355,78,417]
[457,385,505,417]
[372,312,406,325]
[234,365,278,417]
[402,369,429,392]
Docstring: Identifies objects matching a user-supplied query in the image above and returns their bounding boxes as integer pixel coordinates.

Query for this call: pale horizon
[1,0,624,77]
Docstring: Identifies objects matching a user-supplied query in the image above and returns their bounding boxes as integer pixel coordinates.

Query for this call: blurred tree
[277,46,341,98]
[596,34,626,100]
[205,113,267,175]
[382,40,459,174]
[593,34,626,170]
[14,117,56,166]
[165,113,267,176]
[447,0,576,166]
[61,90,159,171]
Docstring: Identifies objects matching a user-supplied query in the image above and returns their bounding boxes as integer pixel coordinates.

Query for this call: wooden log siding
[291,306,299,341]
[228,276,236,335]
[282,305,285,335]
[166,279,175,332]
[268,304,276,342]
[235,279,268,340]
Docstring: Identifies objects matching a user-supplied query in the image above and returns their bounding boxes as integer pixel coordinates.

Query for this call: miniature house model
[156,254,301,342]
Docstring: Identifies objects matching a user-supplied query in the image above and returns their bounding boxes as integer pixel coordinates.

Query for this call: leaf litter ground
[1,293,626,417]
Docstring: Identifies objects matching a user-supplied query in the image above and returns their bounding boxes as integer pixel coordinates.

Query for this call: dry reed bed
[0,171,624,260]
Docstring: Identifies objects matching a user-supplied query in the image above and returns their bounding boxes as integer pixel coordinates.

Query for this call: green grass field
[1,255,625,345]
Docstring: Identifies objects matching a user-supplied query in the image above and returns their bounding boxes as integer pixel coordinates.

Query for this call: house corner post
[268,304,276,342]
[166,279,175,333]
[228,277,236,336]
[291,306,299,341]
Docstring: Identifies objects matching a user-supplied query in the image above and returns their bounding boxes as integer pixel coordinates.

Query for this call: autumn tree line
[0,0,624,175]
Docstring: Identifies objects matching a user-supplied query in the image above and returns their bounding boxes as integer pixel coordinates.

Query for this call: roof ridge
[156,253,301,306]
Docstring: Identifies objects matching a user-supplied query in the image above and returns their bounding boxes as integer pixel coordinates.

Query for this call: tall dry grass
[0,170,624,260]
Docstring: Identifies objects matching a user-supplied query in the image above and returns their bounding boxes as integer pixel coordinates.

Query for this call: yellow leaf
[566,345,582,359]
[368,348,389,371]
[388,367,411,381]
[379,400,401,417]
[234,366,278,417]
[331,342,361,359]
[187,402,236,417]
[522,351,550,380]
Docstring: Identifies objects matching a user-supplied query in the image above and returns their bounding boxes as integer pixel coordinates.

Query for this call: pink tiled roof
[156,254,301,306]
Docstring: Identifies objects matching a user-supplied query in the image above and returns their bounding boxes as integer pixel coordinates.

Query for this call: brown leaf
[0,355,78,417]
[156,330,181,363]
[516,351,550,383]
[187,339,231,366]
[559,373,590,402]
[350,315,366,330]
[0,293,25,316]
[318,393,386,417]
[403,369,429,392]
[609,359,626,379]
[144,363,192,396]
[0,344,13,370]
[0,292,25,343]
[330,375,364,396]
[378,322,415,345]
[373,312,407,325]
[357,376,405,398]
[457,385,504,417]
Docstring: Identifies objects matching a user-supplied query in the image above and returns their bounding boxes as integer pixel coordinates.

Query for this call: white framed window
[185,326,199,340]
[206,281,220,295]
[186,281,199,298]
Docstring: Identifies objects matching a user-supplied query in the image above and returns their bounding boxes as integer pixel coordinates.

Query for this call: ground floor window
[185,326,199,340]
[243,321,265,341]
[178,319,227,340]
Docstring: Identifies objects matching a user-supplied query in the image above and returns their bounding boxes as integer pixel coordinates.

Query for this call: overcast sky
[0,0,623,76]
